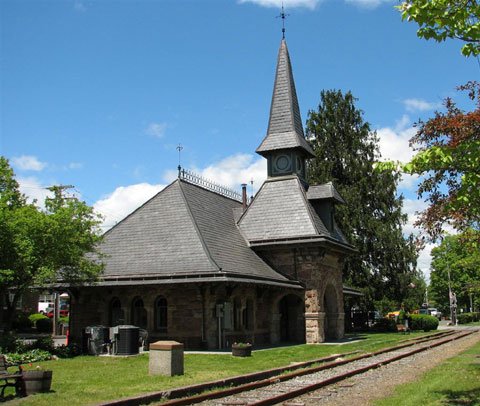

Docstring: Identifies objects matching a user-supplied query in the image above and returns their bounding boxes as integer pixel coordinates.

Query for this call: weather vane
[177,143,183,177]
[276,3,289,39]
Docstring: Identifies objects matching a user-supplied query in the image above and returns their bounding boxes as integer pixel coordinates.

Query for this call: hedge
[457,312,480,324]
[410,314,439,331]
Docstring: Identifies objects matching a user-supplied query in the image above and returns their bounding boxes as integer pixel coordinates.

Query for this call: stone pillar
[270,313,281,344]
[335,312,345,339]
[149,341,184,376]
[305,312,325,343]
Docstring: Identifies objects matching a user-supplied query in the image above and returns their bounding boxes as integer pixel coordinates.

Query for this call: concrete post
[149,341,184,376]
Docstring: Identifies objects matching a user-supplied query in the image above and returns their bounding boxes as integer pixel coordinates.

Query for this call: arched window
[155,296,168,333]
[131,297,147,329]
[233,298,242,330]
[109,298,124,326]
[244,299,254,330]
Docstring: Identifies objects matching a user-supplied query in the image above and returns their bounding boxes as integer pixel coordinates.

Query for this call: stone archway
[323,283,341,339]
[278,294,305,343]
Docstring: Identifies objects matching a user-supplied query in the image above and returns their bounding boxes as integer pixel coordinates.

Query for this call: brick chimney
[241,183,247,211]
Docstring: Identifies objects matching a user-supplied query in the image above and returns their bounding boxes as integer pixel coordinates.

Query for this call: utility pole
[46,184,74,337]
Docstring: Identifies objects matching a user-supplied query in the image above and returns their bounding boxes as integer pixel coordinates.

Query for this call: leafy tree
[306,90,422,310]
[402,81,480,242]
[429,233,480,315]
[397,0,480,56]
[0,156,104,331]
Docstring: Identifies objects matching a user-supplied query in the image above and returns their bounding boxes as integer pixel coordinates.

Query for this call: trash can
[116,325,140,355]
[85,326,109,355]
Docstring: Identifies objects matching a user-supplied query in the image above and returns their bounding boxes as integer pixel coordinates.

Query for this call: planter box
[21,370,52,395]
[232,344,252,357]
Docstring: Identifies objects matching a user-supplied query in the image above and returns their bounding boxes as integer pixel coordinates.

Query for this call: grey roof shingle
[238,176,351,249]
[307,182,346,204]
[98,179,297,286]
[256,39,314,158]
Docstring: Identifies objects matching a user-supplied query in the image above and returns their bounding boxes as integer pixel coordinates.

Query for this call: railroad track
[158,330,475,406]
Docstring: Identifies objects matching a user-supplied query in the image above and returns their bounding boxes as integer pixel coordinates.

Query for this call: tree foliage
[306,90,422,309]
[403,81,480,241]
[429,233,480,314]
[397,0,480,56]
[0,156,104,330]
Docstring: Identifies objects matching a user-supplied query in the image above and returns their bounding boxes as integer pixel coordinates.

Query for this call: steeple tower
[256,39,314,181]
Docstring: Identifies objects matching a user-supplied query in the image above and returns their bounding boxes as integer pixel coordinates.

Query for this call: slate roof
[256,39,314,158]
[238,176,352,250]
[97,179,301,289]
[307,182,346,204]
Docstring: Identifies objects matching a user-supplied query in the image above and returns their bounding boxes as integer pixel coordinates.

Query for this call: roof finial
[177,143,183,178]
[276,3,289,39]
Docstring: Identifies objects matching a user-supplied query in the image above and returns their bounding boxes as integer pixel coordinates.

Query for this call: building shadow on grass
[435,388,480,405]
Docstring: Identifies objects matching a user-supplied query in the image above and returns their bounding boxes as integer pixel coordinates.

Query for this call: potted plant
[231,342,252,357]
[20,365,53,395]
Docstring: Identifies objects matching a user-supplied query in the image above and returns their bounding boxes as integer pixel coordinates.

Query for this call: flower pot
[21,370,53,395]
[232,344,252,357]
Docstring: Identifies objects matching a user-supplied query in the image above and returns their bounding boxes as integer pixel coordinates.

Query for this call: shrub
[0,333,26,354]
[53,343,81,358]
[29,313,49,327]
[372,317,397,332]
[4,349,52,366]
[457,312,480,324]
[28,336,54,353]
[36,317,53,333]
[12,312,33,331]
[410,314,439,331]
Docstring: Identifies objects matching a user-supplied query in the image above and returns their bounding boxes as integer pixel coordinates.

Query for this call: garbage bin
[85,326,109,355]
[116,325,139,355]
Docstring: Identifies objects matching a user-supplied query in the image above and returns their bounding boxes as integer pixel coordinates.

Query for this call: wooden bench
[0,355,23,398]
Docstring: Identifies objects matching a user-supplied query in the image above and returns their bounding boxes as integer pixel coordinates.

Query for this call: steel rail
[159,330,469,406]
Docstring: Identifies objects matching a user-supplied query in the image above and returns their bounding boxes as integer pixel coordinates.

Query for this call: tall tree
[0,156,104,330]
[430,233,480,314]
[397,0,480,56]
[306,90,421,309]
[401,81,480,242]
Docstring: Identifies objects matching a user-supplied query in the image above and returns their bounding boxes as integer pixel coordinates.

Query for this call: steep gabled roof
[238,176,352,250]
[256,39,314,158]
[98,179,300,288]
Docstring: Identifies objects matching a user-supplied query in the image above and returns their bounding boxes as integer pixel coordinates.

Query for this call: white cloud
[377,115,416,163]
[238,0,322,9]
[403,98,440,112]
[17,176,52,207]
[11,155,47,171]
[145,122,167,138]
[94,183,166,232]
[193,153,267,194]
[344,0,393,8]
[402,198,428,236]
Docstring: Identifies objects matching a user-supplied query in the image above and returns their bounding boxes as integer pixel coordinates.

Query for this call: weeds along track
[159,330,474,406]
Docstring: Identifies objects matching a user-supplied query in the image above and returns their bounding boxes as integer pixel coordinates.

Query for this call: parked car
[47,305,69,318]
[428,308,442,319]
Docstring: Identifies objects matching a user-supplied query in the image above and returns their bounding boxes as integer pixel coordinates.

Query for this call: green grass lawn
[3,332,441,405]
[374,339,480,406]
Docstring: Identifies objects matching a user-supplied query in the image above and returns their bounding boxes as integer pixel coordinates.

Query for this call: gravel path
[290,329,480,406]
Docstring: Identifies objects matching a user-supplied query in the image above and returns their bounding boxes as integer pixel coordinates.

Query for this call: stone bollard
[149,341,184,376]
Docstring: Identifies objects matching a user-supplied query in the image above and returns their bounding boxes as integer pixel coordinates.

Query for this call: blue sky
[1,0,478,280]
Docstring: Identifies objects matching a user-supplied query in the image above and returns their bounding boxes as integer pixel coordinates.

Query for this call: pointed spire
[256,39,314,158]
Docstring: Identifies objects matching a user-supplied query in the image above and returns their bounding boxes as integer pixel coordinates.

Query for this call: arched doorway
[279,294,304,343]
[323,284,339,339]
